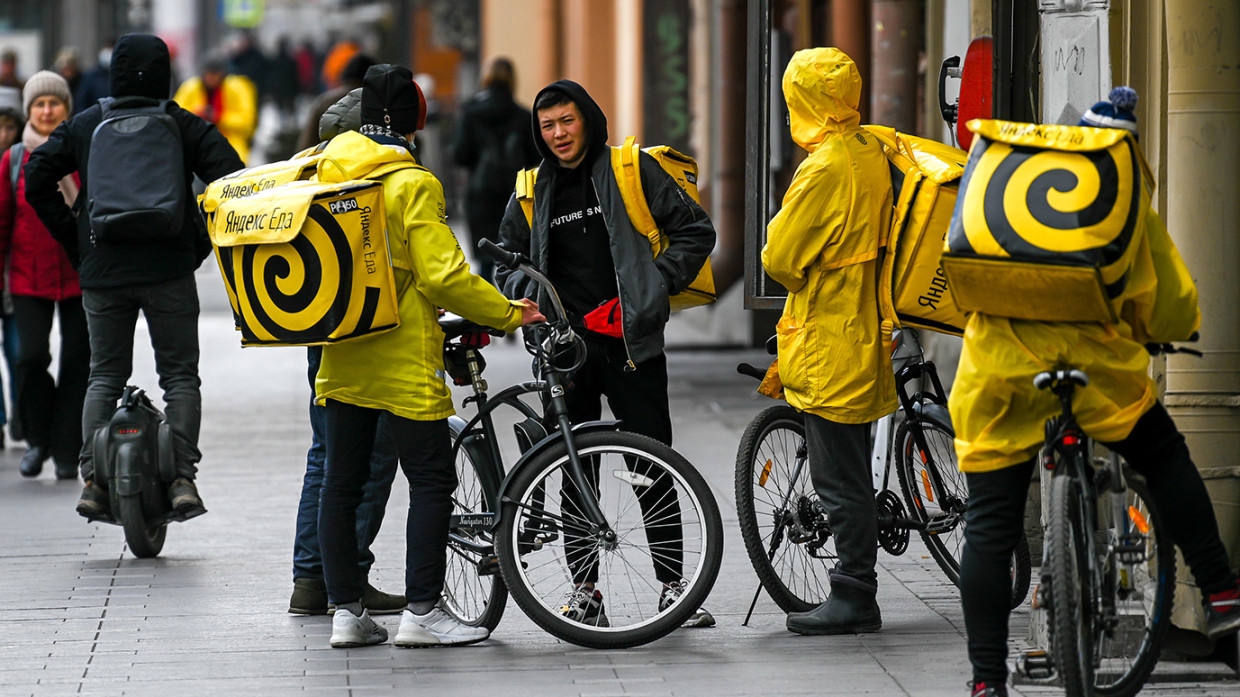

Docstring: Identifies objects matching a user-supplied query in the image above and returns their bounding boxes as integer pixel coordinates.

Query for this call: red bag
[583,298,624,338]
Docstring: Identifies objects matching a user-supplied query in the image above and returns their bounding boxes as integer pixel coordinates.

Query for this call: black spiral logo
[957,136,1142,293]
[232,206,358,344]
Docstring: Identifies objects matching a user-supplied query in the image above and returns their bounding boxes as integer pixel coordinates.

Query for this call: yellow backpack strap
[514,167,539,228]
[611,136,663,256]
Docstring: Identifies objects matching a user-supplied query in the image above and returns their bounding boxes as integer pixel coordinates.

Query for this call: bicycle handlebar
[736,363,766,381]
[477,239,577,347]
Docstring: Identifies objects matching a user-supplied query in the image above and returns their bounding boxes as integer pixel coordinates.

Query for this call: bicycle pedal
[1016,650,1054,680]
[476,555,499,576]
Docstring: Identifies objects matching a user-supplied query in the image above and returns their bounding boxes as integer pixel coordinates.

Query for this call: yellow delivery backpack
[864,125,969,336]
[515,136,716,312]
[940,119,1152,324]
[202,158,416,346]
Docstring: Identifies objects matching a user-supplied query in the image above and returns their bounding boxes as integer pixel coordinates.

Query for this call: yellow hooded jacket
[313,131,525,420]
[173,74,258,164]
[761,47,896,424]
[949,190,1200,473]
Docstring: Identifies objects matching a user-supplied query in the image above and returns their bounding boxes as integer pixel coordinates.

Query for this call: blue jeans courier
[79,275,202,481]
[294,346,399,583]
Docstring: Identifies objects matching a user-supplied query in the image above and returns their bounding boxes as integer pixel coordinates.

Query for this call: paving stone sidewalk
[0,275,1236,696]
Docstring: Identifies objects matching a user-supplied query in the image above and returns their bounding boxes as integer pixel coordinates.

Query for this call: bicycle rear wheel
[735,405,831,613]
[1094,472,1174,697]
[443,422,507,631]
[895,415,1032,609]
[496,430,723,649]
[1048,472,1095,697]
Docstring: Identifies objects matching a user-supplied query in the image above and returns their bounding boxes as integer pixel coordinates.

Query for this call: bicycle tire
[443,422,507,631]
[735,404,831,613]
[496,430,723,649]
[115,446,166,558]
[1094,472,1174,697]
[1048,472,1094,697]
[895,416,1033,609]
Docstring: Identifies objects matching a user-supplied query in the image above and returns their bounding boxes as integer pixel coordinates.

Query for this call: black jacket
[451,86,540,200]
[495,80,715,365]
[25,34,244,289]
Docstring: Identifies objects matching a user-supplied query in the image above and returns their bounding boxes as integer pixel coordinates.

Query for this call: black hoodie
[25,34,244,289]
[495,79,716,364]
[530,82,619,319]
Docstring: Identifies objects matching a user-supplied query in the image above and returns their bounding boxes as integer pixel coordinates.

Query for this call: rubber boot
[786,571,881,635]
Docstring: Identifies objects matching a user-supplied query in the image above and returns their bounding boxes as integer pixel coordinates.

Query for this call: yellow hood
[783,47,862,153]
[316,130,417,183]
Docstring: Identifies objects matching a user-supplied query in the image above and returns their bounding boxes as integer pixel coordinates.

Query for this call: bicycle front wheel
[496,430,723,649]
[443,422,507,631]
[1094,472,1174,697]
[895,415,1032,609]
[735,405,831,613]
[1048,472,1095,697]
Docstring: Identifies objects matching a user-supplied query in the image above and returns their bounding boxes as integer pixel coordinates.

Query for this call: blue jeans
[79,275,202,481]
[293,346,399,582]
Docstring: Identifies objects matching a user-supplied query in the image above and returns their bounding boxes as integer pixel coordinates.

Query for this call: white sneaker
[394,606,490,647]
[330,607,388,648]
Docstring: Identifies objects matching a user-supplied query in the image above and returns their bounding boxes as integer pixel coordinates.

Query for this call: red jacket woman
[0,70,89,480]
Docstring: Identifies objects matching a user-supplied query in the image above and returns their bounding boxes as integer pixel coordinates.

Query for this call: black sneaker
[969,680,1008,697]
[1206,579,1240,639]
[560,586,609,627]
[76,480,109,519]
[658,580,716,627]
[169,478,204,512]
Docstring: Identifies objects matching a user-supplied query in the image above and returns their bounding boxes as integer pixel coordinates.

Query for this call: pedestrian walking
[761,47,896,636]
[0,71,88,478]
[173,52,258,165]
[451,57,541,283]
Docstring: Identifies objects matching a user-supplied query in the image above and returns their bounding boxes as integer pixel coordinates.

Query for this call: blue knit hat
[1080,86,1138,135]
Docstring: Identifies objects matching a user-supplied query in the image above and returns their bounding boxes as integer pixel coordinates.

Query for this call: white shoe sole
[394,624,489,648]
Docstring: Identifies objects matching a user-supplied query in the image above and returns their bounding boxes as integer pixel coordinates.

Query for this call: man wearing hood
[24,33,244,520]
[495,79,716,628]
[451,57,541,283]
[761,47,894,635]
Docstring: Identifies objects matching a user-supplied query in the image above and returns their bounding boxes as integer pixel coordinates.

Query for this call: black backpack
[87,97,186,244]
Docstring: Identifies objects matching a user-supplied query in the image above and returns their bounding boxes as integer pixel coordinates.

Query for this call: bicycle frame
[444,252,620,545]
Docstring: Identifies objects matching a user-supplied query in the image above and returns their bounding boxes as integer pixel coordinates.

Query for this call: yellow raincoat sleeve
[1121,209,1200,344]
[396,174,524,333]
[218,76,258,142]
[761,150,850,292]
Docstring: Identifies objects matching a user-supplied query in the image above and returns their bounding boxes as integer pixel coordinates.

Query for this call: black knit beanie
[361,64,425,135]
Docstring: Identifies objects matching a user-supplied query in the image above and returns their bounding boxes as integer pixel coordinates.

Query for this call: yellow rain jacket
[761,47,896,424]
[173,74,258,165]
[950,203,1200,473]
[313,131,525,420]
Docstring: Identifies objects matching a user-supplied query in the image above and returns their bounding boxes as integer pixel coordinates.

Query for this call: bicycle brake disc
[875,490,911,556]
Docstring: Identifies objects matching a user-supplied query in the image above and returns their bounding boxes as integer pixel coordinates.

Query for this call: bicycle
[734,327,1032,620]
[1024,367,1174,697]
[438,239,724,649]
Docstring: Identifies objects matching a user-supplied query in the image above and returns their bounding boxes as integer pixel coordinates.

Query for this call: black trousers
[804,413,878,588]
[960,402,1234,684]
[12,295,90,467]
[318,400,456,606]
[558,337,683,585]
